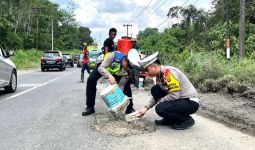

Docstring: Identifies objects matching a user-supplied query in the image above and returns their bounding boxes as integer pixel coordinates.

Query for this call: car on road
[76,53,83,68]
[63,53,74,67]
[73,54,79,64]
[41,51,66,71]
[0,46,17,93]
[88,49,101,69]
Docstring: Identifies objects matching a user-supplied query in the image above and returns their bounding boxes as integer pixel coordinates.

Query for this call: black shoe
[155,119,175,126]
[82,107,95,116]
[125,107,135,114]
[172,117,195,130]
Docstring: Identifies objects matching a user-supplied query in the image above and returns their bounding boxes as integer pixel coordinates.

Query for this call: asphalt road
[0,67,254,150]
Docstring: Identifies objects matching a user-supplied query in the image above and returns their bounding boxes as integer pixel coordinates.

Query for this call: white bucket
[100,84,129,113]
[139,78,144,87]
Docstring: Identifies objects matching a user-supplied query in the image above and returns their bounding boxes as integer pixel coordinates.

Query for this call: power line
[142,0,165,19]
[137,0,168,27]
[132,0,161,25]
[193,0,200,5]
[136,0,165,24]
[129,0,154,24]
[155,0,190,29]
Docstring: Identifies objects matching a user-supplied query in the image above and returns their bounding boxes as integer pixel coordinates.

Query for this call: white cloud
[51,0,213,46]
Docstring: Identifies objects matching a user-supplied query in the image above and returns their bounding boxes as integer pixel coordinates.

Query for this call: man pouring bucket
[82,49,141,116]
[136,52,200,130]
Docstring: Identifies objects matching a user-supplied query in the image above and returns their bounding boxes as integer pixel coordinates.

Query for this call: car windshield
[89,50,99,58]
[79,54,84,59]
[44,52,60,58]
[63,54,71,59]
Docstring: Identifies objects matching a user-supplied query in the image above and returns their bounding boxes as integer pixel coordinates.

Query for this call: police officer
[137,52,200,130]
[82,49,140,116]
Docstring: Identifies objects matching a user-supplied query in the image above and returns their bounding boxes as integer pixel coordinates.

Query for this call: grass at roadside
[166,50,255,96]
[11,49,82,70]
[11,49,43,70]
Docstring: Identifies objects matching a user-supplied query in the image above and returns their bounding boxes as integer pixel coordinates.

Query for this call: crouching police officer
[82,49,140,116]
[137,52,200,130]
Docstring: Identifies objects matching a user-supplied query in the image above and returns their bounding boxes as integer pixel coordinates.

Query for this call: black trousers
[81,64,91,74]
[86,63,133,109]
[151,85,199,123]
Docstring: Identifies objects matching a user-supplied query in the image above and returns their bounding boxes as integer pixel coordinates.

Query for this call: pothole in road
[92,112,156,137]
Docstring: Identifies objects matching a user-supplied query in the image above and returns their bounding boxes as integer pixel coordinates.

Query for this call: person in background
[131,38,141,53]
[80,43,90,82]
[103,28,117,57]
[130,38,142,87]
[137,52,200,130]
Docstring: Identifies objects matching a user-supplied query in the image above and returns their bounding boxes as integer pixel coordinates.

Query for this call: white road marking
[1,70,77,102]
[18,84,43,87]
[5,86,37,100]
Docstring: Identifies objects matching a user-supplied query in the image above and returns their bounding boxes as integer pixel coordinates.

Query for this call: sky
[50,0,213,47]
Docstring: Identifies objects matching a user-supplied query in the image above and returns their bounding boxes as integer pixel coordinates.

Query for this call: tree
[78,27,94,46]
[0,0,94,50]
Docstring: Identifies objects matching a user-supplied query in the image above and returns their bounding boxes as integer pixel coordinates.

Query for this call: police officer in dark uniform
[81,28,137,116]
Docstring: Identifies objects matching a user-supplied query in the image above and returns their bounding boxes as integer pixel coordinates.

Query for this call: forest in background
[137,0,255,97]
[0,0,94,50]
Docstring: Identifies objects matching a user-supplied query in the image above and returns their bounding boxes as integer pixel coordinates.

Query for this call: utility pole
[239,0,245,61]
[32,6,44,53]
[51,18,54,51]
[123,24,132,37]
[36,15,39,53]
[226,0,230,59]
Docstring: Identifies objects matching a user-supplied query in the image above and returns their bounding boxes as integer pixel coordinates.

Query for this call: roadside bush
[11,49,43,69]
[198,79,215,93]
[226,81,248,94]
[165,51,254,95]
[242,89,255,100]
[173,52,225,88]
[202,55,224,80]
[225,59,255,87]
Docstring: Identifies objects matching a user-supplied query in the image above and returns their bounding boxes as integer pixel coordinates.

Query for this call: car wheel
[41,67,45,72]
[5,70,17,93]
[60,66,63,71]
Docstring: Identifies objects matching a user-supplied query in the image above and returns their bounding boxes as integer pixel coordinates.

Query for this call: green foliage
[78,27,94,46]
[137,1,255,94]
[11,49,43,69]
[225,58,255,86]
[10,48,82,70]
[0,0,93,50]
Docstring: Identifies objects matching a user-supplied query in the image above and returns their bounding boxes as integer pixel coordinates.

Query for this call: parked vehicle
[41,51,66,71]
[73,54,79,64]
[63,53,74,67]
[88,49,101,69]
[0,46,17,93]
[76,54,83,68]
[77,47,102,68]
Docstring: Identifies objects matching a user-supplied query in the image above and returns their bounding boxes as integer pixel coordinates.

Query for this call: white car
[0,46,17,93]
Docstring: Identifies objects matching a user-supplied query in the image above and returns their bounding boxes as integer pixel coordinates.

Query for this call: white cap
[138,51,158,69]
[127,49,141,67]
[83,42,87,46]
